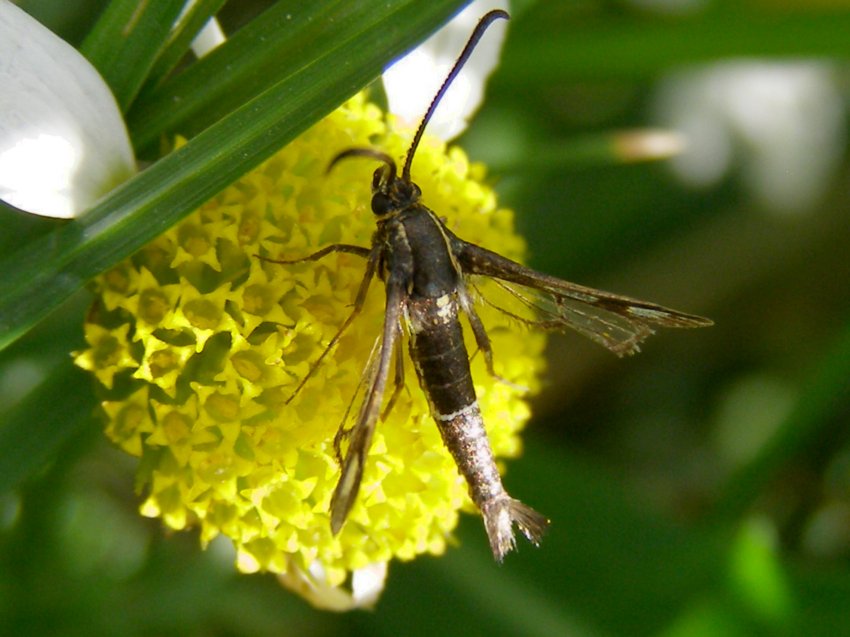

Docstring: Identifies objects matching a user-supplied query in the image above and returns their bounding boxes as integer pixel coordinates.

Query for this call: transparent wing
[456,240,712,357]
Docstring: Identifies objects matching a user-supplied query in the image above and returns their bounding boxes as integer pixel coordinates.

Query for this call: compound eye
[371,192,393,215]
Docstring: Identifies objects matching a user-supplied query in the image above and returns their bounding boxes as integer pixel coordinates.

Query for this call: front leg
[257,243,370,265]
[263,246,380,404]
[381,336,407,421]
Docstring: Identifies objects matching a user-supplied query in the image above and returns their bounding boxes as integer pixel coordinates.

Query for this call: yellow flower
[75,93,545,609]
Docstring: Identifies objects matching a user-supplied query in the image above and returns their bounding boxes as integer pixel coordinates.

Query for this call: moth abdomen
[434,398,549,561]
[406,294,549,560]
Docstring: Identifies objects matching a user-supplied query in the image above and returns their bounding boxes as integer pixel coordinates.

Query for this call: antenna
[400,9,509,182]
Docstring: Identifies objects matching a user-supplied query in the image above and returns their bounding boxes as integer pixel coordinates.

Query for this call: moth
[262,10,712,561]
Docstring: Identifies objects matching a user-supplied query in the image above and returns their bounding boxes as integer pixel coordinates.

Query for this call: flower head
[75,93,544,609]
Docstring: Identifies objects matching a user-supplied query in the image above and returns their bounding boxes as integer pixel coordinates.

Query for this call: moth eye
[371,192,393,215]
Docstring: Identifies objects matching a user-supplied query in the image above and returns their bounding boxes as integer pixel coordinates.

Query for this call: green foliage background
[2,1,850,635]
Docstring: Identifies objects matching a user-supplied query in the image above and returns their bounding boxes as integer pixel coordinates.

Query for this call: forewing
[329,277,404,533]
[455,238,712,357]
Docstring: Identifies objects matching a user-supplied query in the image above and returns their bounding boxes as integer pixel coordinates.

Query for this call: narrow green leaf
[81,0,186,109]
[140,0,228,93]
[0,0,466,353]
[129,0,429,154]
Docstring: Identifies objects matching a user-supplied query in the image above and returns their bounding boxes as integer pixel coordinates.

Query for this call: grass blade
[0,0,466,353]
[81,0,187,109]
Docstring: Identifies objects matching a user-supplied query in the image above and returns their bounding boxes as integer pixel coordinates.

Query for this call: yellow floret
[75,93,545,609]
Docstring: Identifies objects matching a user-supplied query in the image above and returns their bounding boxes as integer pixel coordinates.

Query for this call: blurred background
[2,0,850,635]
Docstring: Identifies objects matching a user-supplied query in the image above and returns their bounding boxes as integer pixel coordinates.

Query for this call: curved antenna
[401,9,509,182]
[328,148,397,182]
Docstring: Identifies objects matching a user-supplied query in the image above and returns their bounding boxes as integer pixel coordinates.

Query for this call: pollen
[74,94,545,609]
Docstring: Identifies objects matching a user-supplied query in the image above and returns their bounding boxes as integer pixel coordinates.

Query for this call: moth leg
[257,243,370,265]
[459,285,527,391]
[484,278,652,356]
[284,249,379,404]
[333,333,383,466]
[334,331,404,467]
[330,277,405,535]
[480,280,563,330]
[332,425,349,468]
[381,336,407,421]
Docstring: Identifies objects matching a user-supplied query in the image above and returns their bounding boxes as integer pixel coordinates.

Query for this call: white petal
[383,0,509,140]
[277,559,388,611]
[178,1,226,58]
[190,18,226,58]
[0,1,135,218]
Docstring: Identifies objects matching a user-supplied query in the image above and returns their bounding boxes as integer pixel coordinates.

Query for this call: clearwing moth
[261,9,712,561]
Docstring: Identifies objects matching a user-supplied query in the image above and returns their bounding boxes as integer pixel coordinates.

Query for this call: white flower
[0,0,135,219]
[383,0,509,140]
[653,61,844,214]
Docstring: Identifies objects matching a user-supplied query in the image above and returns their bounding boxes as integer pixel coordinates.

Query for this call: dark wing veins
[450,234,713,357]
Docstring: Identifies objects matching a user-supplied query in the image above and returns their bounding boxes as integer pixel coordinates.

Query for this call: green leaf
[0,0,467,353]
[140,0,228,93]
[728,519,794,626]
[81,0,186,110]
[131,0,397,154]
[0,361,96,494]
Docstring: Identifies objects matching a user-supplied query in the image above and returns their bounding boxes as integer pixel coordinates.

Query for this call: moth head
[371,164,421,215]
[327,11,509,220]
[328,148,421,216]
